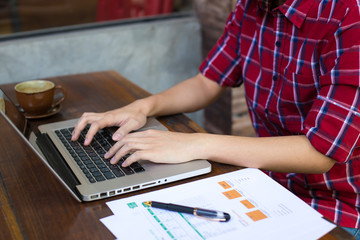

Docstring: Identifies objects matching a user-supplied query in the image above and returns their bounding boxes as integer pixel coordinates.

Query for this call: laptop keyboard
[55,126,145,183]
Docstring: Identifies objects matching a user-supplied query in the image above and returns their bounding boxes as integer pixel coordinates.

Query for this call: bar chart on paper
[101,168,335,240]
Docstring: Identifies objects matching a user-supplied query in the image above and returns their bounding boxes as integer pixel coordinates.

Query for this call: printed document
[101,168,335,240]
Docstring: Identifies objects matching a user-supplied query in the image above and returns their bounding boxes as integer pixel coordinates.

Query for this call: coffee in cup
[14,80,65,115]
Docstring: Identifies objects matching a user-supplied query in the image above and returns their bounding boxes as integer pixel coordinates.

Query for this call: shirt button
[273,75,278,81]
[265,109,269,114]
[276,41,281,47]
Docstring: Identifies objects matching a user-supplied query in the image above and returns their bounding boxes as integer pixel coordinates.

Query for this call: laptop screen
[0,88,28,135]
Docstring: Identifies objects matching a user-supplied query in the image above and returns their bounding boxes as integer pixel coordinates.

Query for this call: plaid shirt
[200,0,360,228]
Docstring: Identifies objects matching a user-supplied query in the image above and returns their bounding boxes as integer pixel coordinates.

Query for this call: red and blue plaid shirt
[200,0,360,228]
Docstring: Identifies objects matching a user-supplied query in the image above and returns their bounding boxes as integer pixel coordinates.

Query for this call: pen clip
[193,208,229,222]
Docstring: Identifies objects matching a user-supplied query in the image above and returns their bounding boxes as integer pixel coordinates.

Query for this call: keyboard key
[95,176,105,182]
[130,162,145,173]
[83,160,91,165]
[86,163,95,169]
[94,160,103,166]
[132,166,145,173]
[100,167,110,173]
[97,163,106,169]
[104,172,115,179]
[89,168,98,173]
[92,171,102,177]
[120,166,134,175]
[113,170,125,177]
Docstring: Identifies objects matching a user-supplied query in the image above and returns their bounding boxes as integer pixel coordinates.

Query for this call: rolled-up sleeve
[301,7,360,163]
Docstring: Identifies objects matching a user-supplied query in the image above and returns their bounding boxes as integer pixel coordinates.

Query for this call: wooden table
[0,71,354,239]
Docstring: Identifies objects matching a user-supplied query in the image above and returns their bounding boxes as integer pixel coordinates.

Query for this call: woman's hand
[71,103,147,145]
[104,130,203,167]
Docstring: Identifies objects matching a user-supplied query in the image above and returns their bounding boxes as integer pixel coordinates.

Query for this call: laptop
[0,88,211,202]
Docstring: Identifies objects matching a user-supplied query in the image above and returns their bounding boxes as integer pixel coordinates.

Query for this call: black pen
[143,201,231,222]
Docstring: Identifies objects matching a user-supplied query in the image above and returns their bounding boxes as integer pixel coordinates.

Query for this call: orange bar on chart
[240,199,255,209]
[222,189,242,199]
[246,210,267,222]
[218,181,232,189]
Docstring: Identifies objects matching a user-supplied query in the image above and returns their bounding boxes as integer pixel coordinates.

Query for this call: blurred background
[0,0,192,36]
[0,0,254,137]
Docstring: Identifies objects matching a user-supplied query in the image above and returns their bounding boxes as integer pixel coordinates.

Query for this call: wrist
[132,96,157,117]
[193,133,217,160]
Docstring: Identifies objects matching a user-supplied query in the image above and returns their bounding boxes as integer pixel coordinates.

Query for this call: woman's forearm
[135,73,224,117]
[196,134,336,174]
